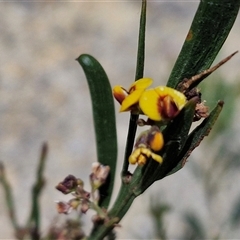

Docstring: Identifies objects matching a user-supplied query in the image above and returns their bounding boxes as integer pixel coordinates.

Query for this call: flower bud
[90,162,110,190]
[55,201,72,214]
[147,126,164,152]
[56,175,83,194]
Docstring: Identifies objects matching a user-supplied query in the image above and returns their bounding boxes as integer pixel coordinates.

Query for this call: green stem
[28,143,48,240]
[88,184,136,240]
[108,185,135,219]
[90,201,108,219]
[122,0,147,176]
[122,114,139,176]
[0,162,19,230]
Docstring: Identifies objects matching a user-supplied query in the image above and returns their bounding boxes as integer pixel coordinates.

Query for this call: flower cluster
[55,163,110,216]
[113,78,187,165]
[55,174,90,214]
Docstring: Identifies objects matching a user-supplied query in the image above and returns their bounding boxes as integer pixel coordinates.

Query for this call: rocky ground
[0,1,240,239]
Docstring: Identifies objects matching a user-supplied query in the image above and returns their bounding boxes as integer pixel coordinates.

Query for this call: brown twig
[178,51,238,93]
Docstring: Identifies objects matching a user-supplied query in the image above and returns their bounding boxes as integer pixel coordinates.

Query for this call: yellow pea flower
[129,126,164,165]
[113,78,153,112]
[129,147,163,166]
[139,86,186,121]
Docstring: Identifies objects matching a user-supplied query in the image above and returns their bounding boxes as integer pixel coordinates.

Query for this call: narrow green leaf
[76,54,117,209]
[135,0,147,81]
[167,0,240,89]
[168,101,224,176]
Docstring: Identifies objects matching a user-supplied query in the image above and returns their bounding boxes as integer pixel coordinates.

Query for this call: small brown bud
[55,201,72,214]
[56,175,82,194]
[90,162,110,190]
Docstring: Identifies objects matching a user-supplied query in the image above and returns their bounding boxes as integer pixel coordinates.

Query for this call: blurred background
[0,1,240,239]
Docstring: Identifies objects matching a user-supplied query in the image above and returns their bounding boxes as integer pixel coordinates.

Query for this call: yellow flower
[139,86,186,121]
[113,78,153,112]
[129,147,163,166]
[112,85,128,105]
[113,78,187,122]
[129,126,164,165]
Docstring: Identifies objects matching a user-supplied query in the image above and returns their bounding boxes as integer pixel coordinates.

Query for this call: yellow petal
[148,130,164,152]
[120,89,144,112]
[150,152,163,164]
[137,154,147,166]
[129,148,141,164]
[139,89,162,121]
[155,86,186,110]
[112,85,128,104]
[140,147,152,157]
[129,78,153,93]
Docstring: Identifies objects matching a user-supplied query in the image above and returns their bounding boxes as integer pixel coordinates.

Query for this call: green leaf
[168,101,224,176]
[76,54,117,209]
[135,0,147,81]
[167,0,240,89]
